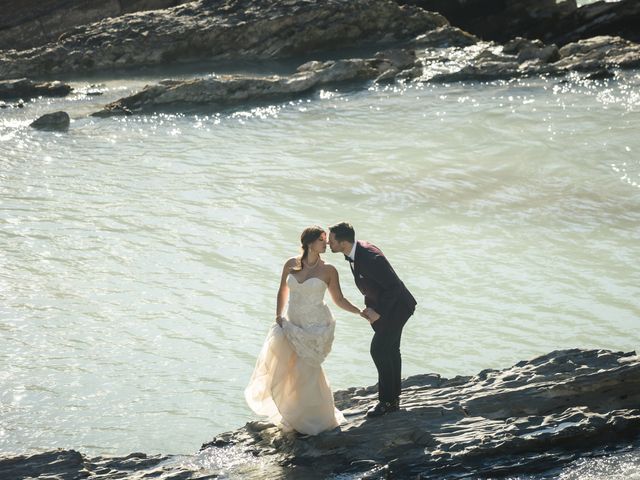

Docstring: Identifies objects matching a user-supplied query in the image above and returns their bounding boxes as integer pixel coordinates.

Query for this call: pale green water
[1,70,639,464]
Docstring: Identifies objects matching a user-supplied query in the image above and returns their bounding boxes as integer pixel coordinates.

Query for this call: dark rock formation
[0,77,72,100]
[204,348,640,478]
[0,0,447,81]
[1,349,638,479]
[29,111,71,131]
[91,49,420,116]
[398,0,640,46]
[0,0,192,52]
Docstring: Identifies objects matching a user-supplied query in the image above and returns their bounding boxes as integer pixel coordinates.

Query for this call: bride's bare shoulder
[321,262,338,274]
[285,257,298,266]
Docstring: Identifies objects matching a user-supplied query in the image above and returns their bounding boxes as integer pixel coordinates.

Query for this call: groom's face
[328,232,341,253]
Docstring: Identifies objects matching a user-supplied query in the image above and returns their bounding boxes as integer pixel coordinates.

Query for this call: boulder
[29,111,71,131]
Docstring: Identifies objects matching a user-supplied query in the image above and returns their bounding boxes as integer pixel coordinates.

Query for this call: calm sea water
[1,64,639,477]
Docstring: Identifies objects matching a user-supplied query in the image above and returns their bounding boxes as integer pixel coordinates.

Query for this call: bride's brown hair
[291,225,325,273]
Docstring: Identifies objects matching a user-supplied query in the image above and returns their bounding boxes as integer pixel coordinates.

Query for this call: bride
[245,225,365,435]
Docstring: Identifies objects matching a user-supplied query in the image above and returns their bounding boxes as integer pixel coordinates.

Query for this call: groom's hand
[363,307,381,323]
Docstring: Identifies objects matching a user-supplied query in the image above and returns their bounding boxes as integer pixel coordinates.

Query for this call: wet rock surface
[2,349,638,479]
[0,0,447,81]
[424,35,640,83]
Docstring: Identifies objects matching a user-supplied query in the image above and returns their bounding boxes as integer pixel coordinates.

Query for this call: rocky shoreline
[1,348,639,479]
[88,32,640,116]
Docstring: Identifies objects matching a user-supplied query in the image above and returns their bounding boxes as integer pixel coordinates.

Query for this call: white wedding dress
[245,274,345,435]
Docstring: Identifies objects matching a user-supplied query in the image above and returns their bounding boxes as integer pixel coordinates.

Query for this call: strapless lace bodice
[281,274,335,365]
[286,275,330,322]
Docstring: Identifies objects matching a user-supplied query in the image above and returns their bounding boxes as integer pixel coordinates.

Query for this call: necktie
[344,255,353,263]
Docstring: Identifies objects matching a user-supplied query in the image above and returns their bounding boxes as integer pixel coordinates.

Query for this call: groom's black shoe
[366,401,399,418]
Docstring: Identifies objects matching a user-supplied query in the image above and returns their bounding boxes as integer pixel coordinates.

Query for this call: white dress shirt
[347,241,357,262]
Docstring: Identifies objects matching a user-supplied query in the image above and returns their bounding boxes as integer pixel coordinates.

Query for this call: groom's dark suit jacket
[351,241,417,328]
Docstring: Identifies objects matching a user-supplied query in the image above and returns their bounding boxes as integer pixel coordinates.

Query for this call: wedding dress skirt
[245,275,345,435]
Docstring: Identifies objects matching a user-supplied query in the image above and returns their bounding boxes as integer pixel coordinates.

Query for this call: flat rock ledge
[0,0,447,81]
[91,48,419,117]
[1,348,639,479]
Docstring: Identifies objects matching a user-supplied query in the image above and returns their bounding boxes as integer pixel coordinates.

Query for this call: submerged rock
[1,349,638,479]
[29,111,71,131]
[0,78,72,100]
[0,0,447,81]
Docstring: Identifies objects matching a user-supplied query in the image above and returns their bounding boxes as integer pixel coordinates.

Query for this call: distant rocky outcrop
[0,78,72,100]
[0,0,447,81]
[1,348,638,479]
[398,0,640,46]
[0,0,192,52]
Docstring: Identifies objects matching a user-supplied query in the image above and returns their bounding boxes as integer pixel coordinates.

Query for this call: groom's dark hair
[329,222,355,243]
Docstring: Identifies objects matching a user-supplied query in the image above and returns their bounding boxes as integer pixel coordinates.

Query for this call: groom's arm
[359,252,403,321]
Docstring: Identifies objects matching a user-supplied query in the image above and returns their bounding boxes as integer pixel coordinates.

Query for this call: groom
[328,222,417,417]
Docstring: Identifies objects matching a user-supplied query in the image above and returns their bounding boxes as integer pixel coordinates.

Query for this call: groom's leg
[370,332,388,402]
[385,306,413,403]
[370,323,404,404]
[386,324,404,403]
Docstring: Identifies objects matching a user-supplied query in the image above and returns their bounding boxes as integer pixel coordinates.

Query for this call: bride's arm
[326,265,364,316]
[276,258,295,326]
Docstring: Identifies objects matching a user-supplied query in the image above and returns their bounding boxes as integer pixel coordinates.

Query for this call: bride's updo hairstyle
[291,225,325,272]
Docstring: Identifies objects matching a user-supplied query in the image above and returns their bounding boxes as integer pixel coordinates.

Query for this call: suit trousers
[369,304,412,404]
